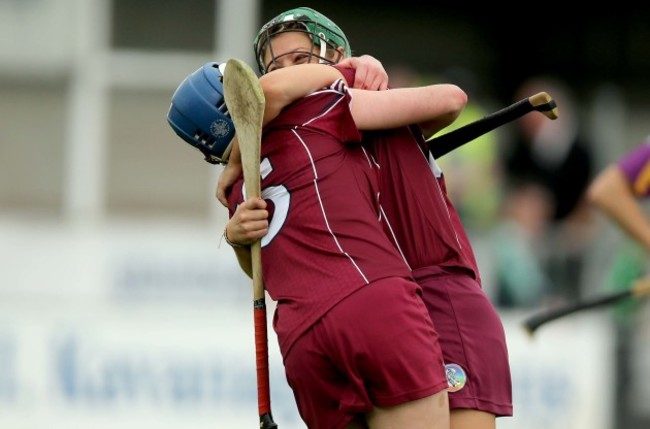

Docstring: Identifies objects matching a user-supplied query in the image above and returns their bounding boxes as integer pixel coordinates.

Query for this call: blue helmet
[167,62,235,164]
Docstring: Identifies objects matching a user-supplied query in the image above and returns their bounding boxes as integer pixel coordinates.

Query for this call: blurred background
[1,1,649,428]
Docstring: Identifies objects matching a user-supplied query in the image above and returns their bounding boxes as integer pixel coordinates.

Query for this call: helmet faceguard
[167,62,235,164]
[254,7,351,75]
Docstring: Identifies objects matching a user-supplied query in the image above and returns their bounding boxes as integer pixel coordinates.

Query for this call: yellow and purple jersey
[618,137,650,197]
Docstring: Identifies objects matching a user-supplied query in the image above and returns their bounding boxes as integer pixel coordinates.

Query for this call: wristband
[223,225,245,248]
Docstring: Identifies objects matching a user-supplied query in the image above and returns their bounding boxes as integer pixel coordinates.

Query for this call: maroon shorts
[414,265,513,416]
[283,276,448,429]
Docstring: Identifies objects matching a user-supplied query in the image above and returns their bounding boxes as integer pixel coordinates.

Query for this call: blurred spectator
[502,76,595,302]
[489,179,553,308]
[505,77,592,223]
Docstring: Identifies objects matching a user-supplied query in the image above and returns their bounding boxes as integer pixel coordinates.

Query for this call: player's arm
[259,63,346,125]
[217,64,345,207]
[338,55,463,135]
[224,197,269,278]
[216,135,242,207]
[230,244,252,279]
[348,84,467,133]
[337,55,389,91]
[416,85,468,137]
[587,164,650,252]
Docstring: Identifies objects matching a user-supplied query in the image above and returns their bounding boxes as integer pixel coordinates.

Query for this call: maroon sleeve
[226,178,244,218]
[333,65,356,88]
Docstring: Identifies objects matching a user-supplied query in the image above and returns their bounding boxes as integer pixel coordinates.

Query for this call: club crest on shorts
[445,363,467,392]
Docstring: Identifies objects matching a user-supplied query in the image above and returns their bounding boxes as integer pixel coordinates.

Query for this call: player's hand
[226,197,269,245]
[338,55,389,91]
[217,160,242,207]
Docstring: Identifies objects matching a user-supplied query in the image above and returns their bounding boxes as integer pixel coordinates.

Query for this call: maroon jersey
[334,67,480,281]
[331,68,511,417]
[227,78,412,356]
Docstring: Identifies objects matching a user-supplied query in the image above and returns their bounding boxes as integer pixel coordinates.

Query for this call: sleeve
[617,138,650,197]
[226,178,245,218]
[293,74,361,145]
[333,65,356,88]
[331,81,362,145]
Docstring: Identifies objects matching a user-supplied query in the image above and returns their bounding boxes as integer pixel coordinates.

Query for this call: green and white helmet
[254,7,352,75]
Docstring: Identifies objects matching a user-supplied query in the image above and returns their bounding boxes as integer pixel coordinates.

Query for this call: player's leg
[345,392,452,429]
[366,391,450,429]
[450,409,496,429]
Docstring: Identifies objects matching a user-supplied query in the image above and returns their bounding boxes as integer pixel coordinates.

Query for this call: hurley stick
[428,91,559,159]
[223,58,277,429]
[523,277,650,336]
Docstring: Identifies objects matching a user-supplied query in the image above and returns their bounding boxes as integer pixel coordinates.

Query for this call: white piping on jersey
[360,145,375,168]
[379,204,412,270]
[292,127,319,179]
[305,87,345,98]
[301,83,347,128]
[290,127,370,284]
[359,141,412,269]
[425,148,463,250]
[427,149,443,178]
